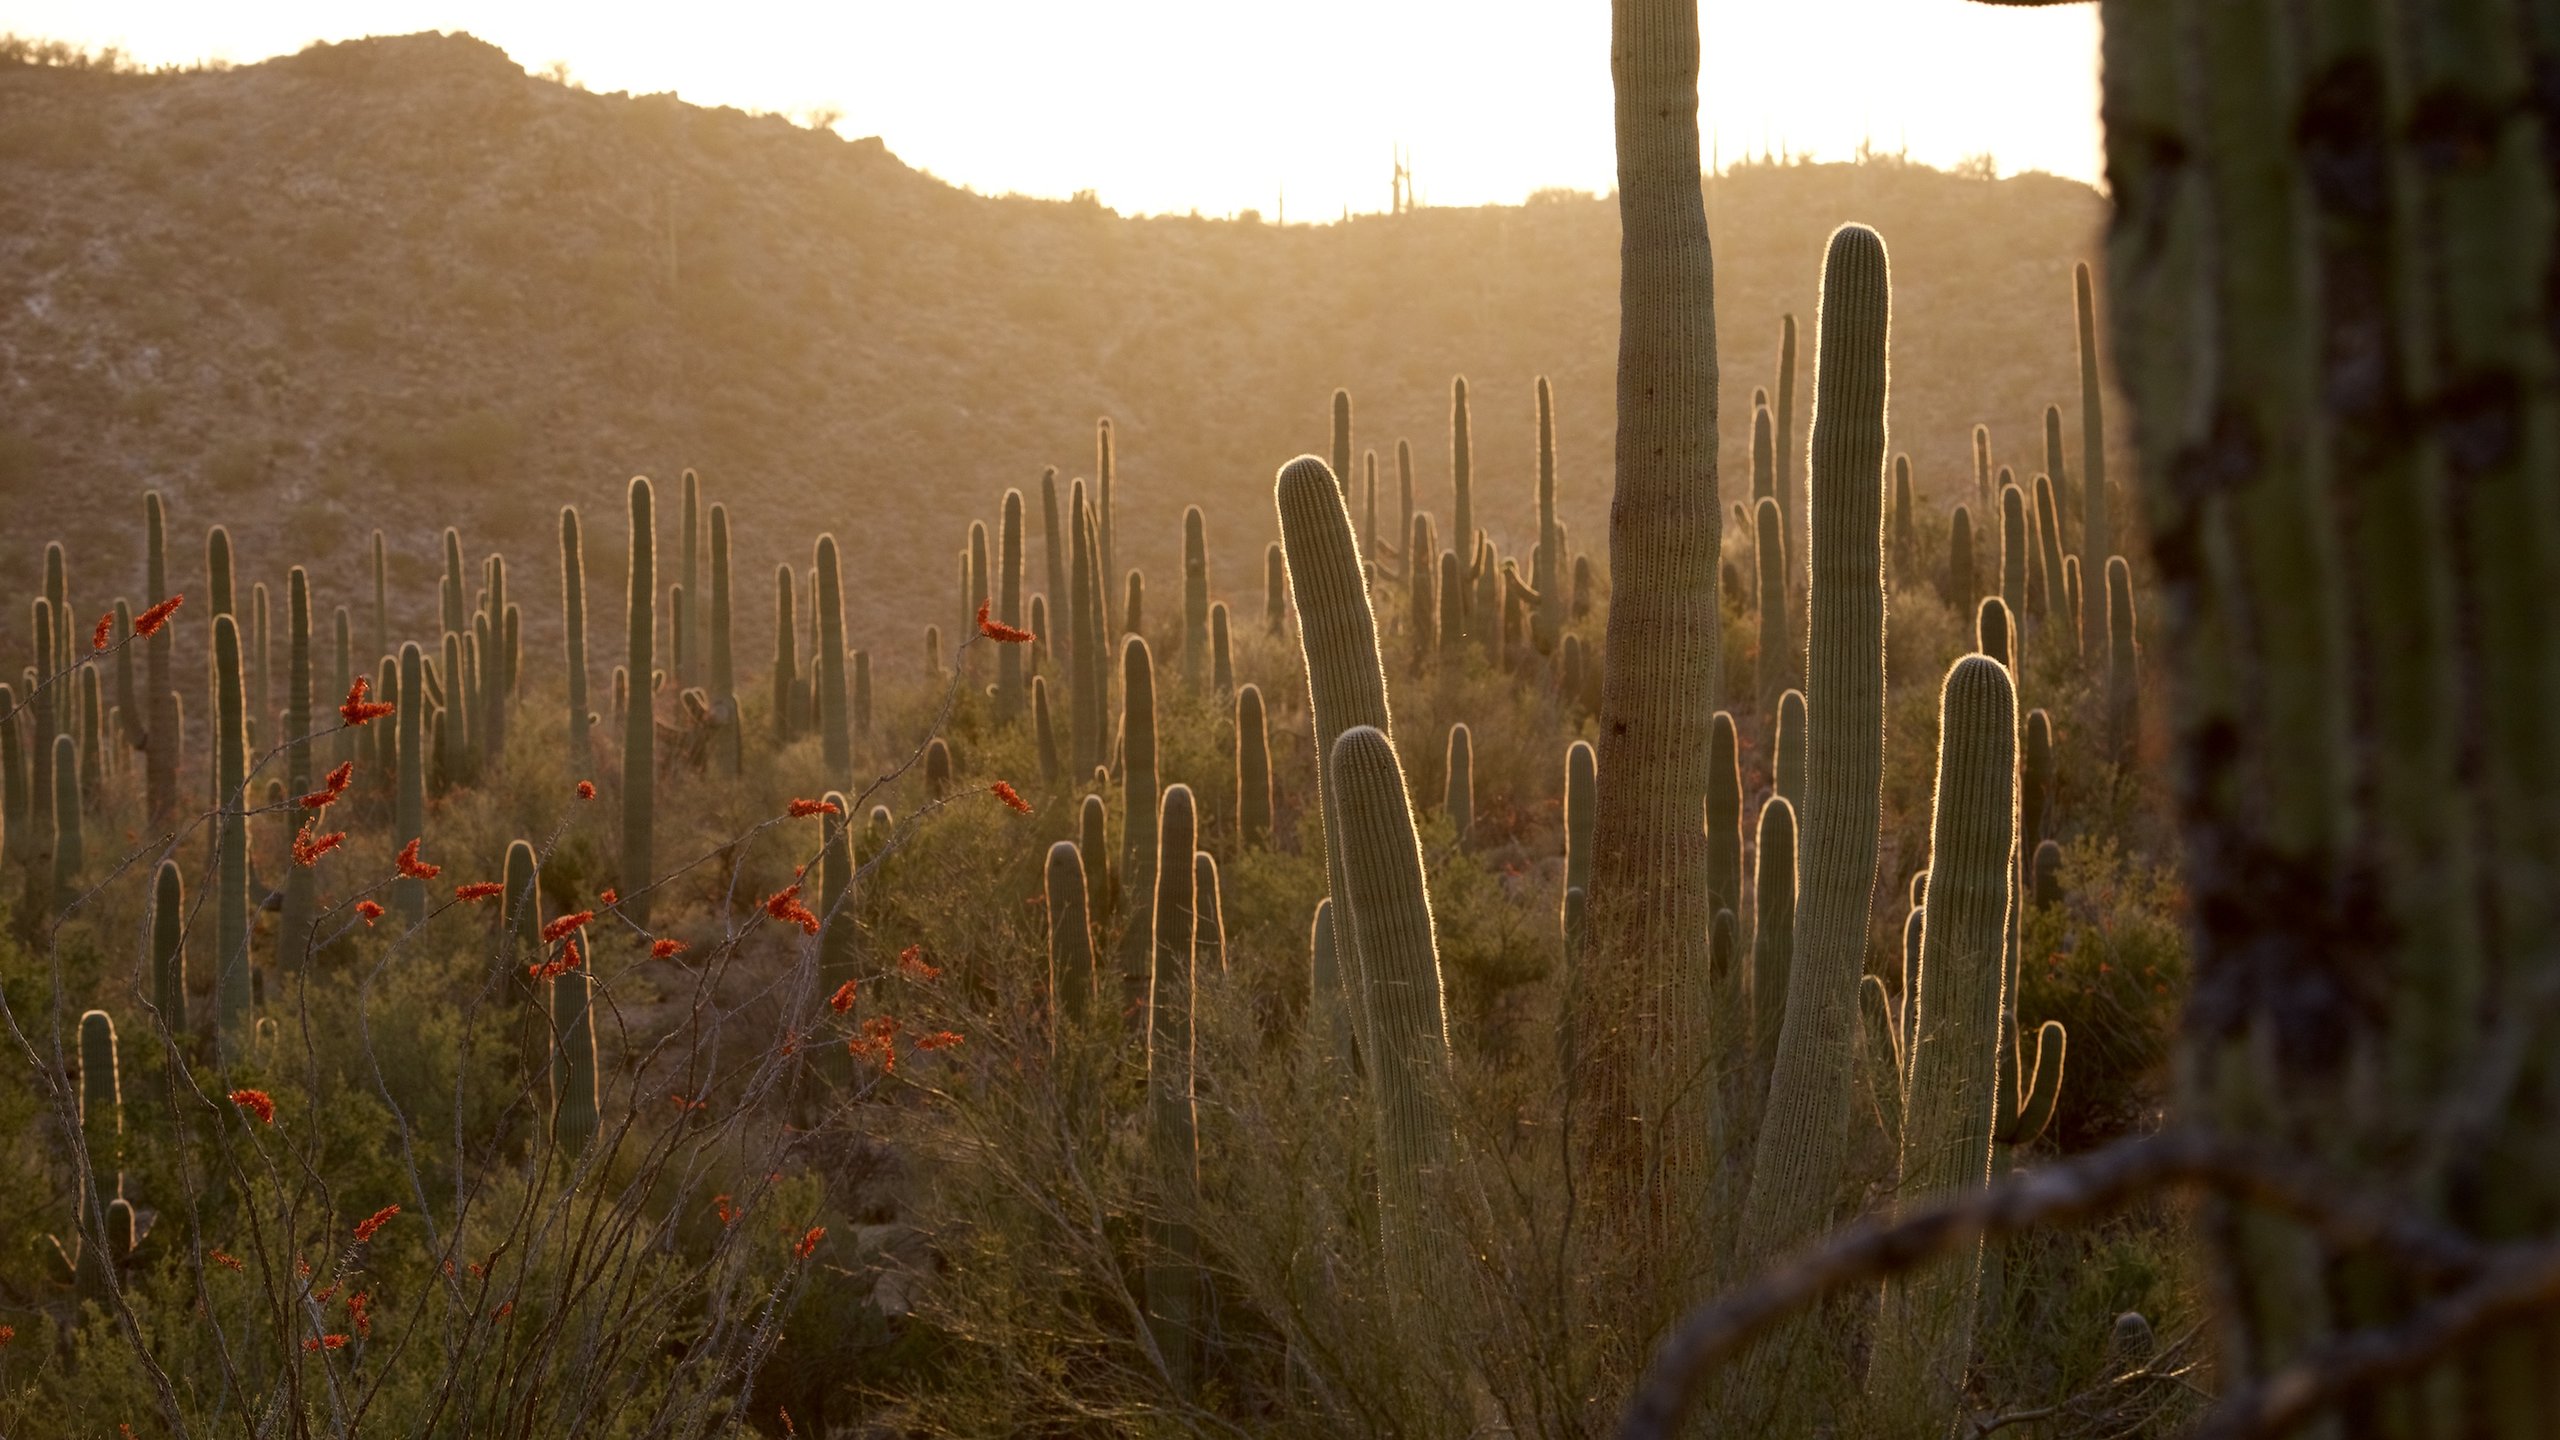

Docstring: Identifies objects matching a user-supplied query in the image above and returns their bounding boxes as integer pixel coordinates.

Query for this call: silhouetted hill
[0,31,2116,667]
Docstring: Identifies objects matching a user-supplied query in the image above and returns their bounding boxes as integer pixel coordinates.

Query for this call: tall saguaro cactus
[1047,841,1093,1039]
[562,508,591,775]
[1182,506,1210,695]
[1754,498,1790,714]
[395,642,426,922]
[816,536,850,779]
[1735,224,1892,1408]
[214,614,253,1066]
[999,489,1028,720]
[1235,683,1271,848]
[1582,0,1725,1237]
[623,478,657,926]
[1119,638,1161,989]
[1534,376,1565,654]
[1867,655,2018,1435]
[151,860,186,1036]
[1450,377,1474,635]
[2073,261,2109,665]
[709,504,737,774]
[144,493,177,821]
[279,569,315,969]
[771,564,797,746]
[1144,783,1200,1395]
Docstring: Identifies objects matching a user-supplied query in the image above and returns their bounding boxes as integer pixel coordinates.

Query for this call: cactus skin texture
[1734,224,1891,1414]
[1182,506,1210,694]
[151,860,186,1037]
[816,535,850,778]
[1277,454,1395,1075]
[1750,796,1797,1090]
[2105,556,2137,767]
[1047,840,1093,1039]
[1866,654,2018,1436]
[562,508,593,773]
[1755,497,1790,715]
[1580,0,1725,1244]
[1328,725,1458,1309]
[50,735,79,916]
[621,479,657,926]
[1144,783,1201,1395]
[216,615,255,1067]
[1775,687,1808,822]
[999,489,1028,721]
[552,920,598,1162]
[1118,638,1160,987]
[1443,723,1474,844]
[1235,683,1272,849]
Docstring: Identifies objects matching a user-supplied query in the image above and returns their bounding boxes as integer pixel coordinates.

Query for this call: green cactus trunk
[2073,262,2109,665]
[1750,796,1797,1096]
[2033,473,2066,633]
[1210,603,1232,697]
[1752,397,1775,508]
[331,606,352,767]
[1450,376,1474,636]
[29,599,53,848]
[1071,485,1100,773]
[1443,722,1473,845]
[145,494,177,821]
[1775,687,1808,821]
[1734,224,1892,1412]
[1265,542,1286,635]
[1775,314,1800,588]
[815,535,849,780]
[2105,556,2137,768]
[1947,505,1977,614]
[1118,638,1160,989]
[2022,708,2055,849]
[1041,467,1066,627]
[966,520,989,683]
[279,569,314,970]
[1706,710,1742,927]
[50,735,80,915]
[1097,418,1118,638]
[562,508,591,777]
[622,479,657,925]
[1235,683,1271,848]
[1079,793,1111,929]
[999,490,1028,720]
[1755,498,1791,715]
[1564,739,1596,941]
[1867,655,2017,1436]
[1123,572,1144,643]
[1182,506,1209,695]
[75,1007,120,1308]
[1397,440,1416,583]
[151,860,186,1038]
[1408,515,1438,666]
[924,737,953,798]
[2000,482,2030,629]
[768,564,797,747]
[111,599,135,756]
[1047,840,1093,1042]
[395,641,426,921]
[709,504,737,774]
[1144,782,1200,1395]
[1978,597,2015,675]
[1891,456,1916,591]
[1437,552,1464,666]
[552,921,597,1163]
[1535,376,1565,654]
[1581,0,1725,1242]
[215,615,254,1067]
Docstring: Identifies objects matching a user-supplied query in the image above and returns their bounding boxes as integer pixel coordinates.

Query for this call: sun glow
[15,0,2102,216]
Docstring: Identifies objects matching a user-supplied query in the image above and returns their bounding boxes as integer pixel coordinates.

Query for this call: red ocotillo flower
[356,899,386,926]
[208,1248,244,1272]
[394,839,440,880]
[299,760,355,808]
[669,1092,706,1113]
[339,676,395,727]
[292,827,346,868]
[915,1030,965,1052]
[897,945,940,982]
[598,887,618,906]
[828,978,858,1013]
[529,937,581,980]
[991,780,1033,815]
[453,881,505,902]
[347,1290,373,1338]
[975,600,1034,644]
[793,1226,825,1260]
[229,1089,276,1124]
[352,1205,400,1243]
[787,797,840,818]
[714,1194,738,1226]
[493,1302,514,1319]
[762,883,821,935]
[303,1334,348,1352]
[541,911,592,944]
[650,937,685,959]
[133,594,183,637]
[576,779,596,800]
[91,611,114,652]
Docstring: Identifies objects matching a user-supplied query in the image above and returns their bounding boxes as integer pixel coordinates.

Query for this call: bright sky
[17,0,2103,217]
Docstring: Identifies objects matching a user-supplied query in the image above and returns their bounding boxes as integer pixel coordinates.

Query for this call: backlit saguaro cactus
[1775,313,1799,581]
[816,535,850,779]
[2033,474,2066,633]
[1330,389,1353,498]
[1193,852,1225,978]
[2000,482,2030,625]
[1047,840,1093,1038]
[770,564,797,746]
[562,508,591,773]
[208,525,234,620]
[499,839,547,1110]
[1736,224,1891,1405]
[1867,654,2018,1435]
[854,651,873,749]
[1119,637,1161,987]
[215,615,254,1066]
[395,641,425,922]
[2072,261,2108,665]
[1071,489,1101,770]
[1145,782,1200,1395]
[1947,505,1977,614]
[1706,712,1742,924]
[818,788,858,1044]
[1752,397,1775,507]
[1329,725,1458,1307]
[1775,687,1808,821]
[1564,740,1596,942]
[1182,506,1210,695]
[1582,0,1724,1237]
[1079,793,1111,929]
[50,736,79,915]
[144,492,176,821]
[1437,553,1464,666]
[999,489,1028,721]
[2023,708,2055,847]
[1449,376,1474,635]
[709,504,737,774]
[1041,467,1065,621]
[1978,596,2015,676]
[680,468,701,678]
[553,920,597,1161]
[279,569,315,969]
[1891,456,1915,588]
[1750,796,1797,1089]
[1277,454,1394,1075]
[0,685,22,868]
[1034,677,1063,783]
[1210,603,1232,697]
[1755,498,1789,715]
[1097,418,1118,636]
[151,860,185,1036]
[2105,556,2137,767]
[967,521,990,681]
[1443,722,1473,844]
[1235,683,1271,849]
[623,479,657,925]
[925,737,953,798]
[75,1007,119,1306]
[1534,376,1565,654]
[1264,542,1286,635]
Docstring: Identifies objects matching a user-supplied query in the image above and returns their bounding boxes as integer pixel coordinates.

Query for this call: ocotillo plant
[1235,683,1271,849]
[815,536,849,778]
[1442,722,1472,844]
[2106,556,2137,767]
[1182,506,1209,694]
[279,569,314,969]
[151,860,185,1035]
[622,478,656,926]
[1144,782,1200,1395]
[215,614,253,1067]
[999,489,1028,721]
[1118,638,1160,987]
[1277,454,1394,1076]
[1868,654,2018,1436]
[1737,224,1892,1409]
[562,508,591,774]
[1581,0,1723,1243]
[1754,498,1789,715]
[1329,725,1457,1309]
[1046,840,1093,1038]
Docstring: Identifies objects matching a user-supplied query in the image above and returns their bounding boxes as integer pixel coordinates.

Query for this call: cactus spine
[1235,683,1271,849]
[279,569,314,969]
[1737,226,1892,1394]
[561,508,591,774]
[1118,638,1160,986]
[622,479,656,925]
[1443,722,1473,844]
[1328,725,1457,1305]
[999,489,1028,720]
[1144,782,1200,1393]
[215,615,253,1066]
[1581,0,1724,1237]
[1867,655,2018,1433]
[808,536,850,782]
[1277,455,1394,1075]
[1047,840,1093,1038]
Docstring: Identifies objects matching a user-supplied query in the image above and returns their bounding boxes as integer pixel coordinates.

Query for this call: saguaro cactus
[1705,712,1742,924]
[1034,677,1063,783]
[1449,376,1474,634]
[1047,840,1093,1037]
[279,569,315,969]
[553,920,597,1161]
[1534,376,1565,654]
[1277,455,1394,1073]
[562,508,591,774]
[999,489,1028,720]
[2073,262,2108,664]
[769,564,797,746]
[1235,683,1271,848]
[215,615,254,1066]
[1080,793,1111,927]
[623,478,657,926]
[75,1007,120,1305]
[1443,723,1473,844]
[818,788,858,1034]
[144,493,177,821]
[2023,708,2055,847]
[709,504,737,773]
[151,860,185,1035]
[1118,638,1160,985]
[50,735,80,915]
[2000,482,2030,625]
[1582,0,1724,1236]
[1144,782,1200,1394]
[1736,224,1892,1400]
[1750,796,1797,1087]
[1775,688,1808,820]
[2105,556,2137,767]
[1328,725,1457,1305]
[1097,418,1118,636]
[1564,740,1597,941]
[395,641,426,920]
[815,535,849,779]
[1947,505,1977,613]
[1210,603,1232,697]
[1867,654,2018,1434]
[1775,313,1799,579]
[1891,456,1916,588]
[1193,852,1225,977]
[1330,389,1353,498]
[1041,467,1066,622]
[1264,542,1286,635]
[1755,498,1790,714]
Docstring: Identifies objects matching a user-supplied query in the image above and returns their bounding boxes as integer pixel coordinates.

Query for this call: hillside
[0,31,2117,667]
